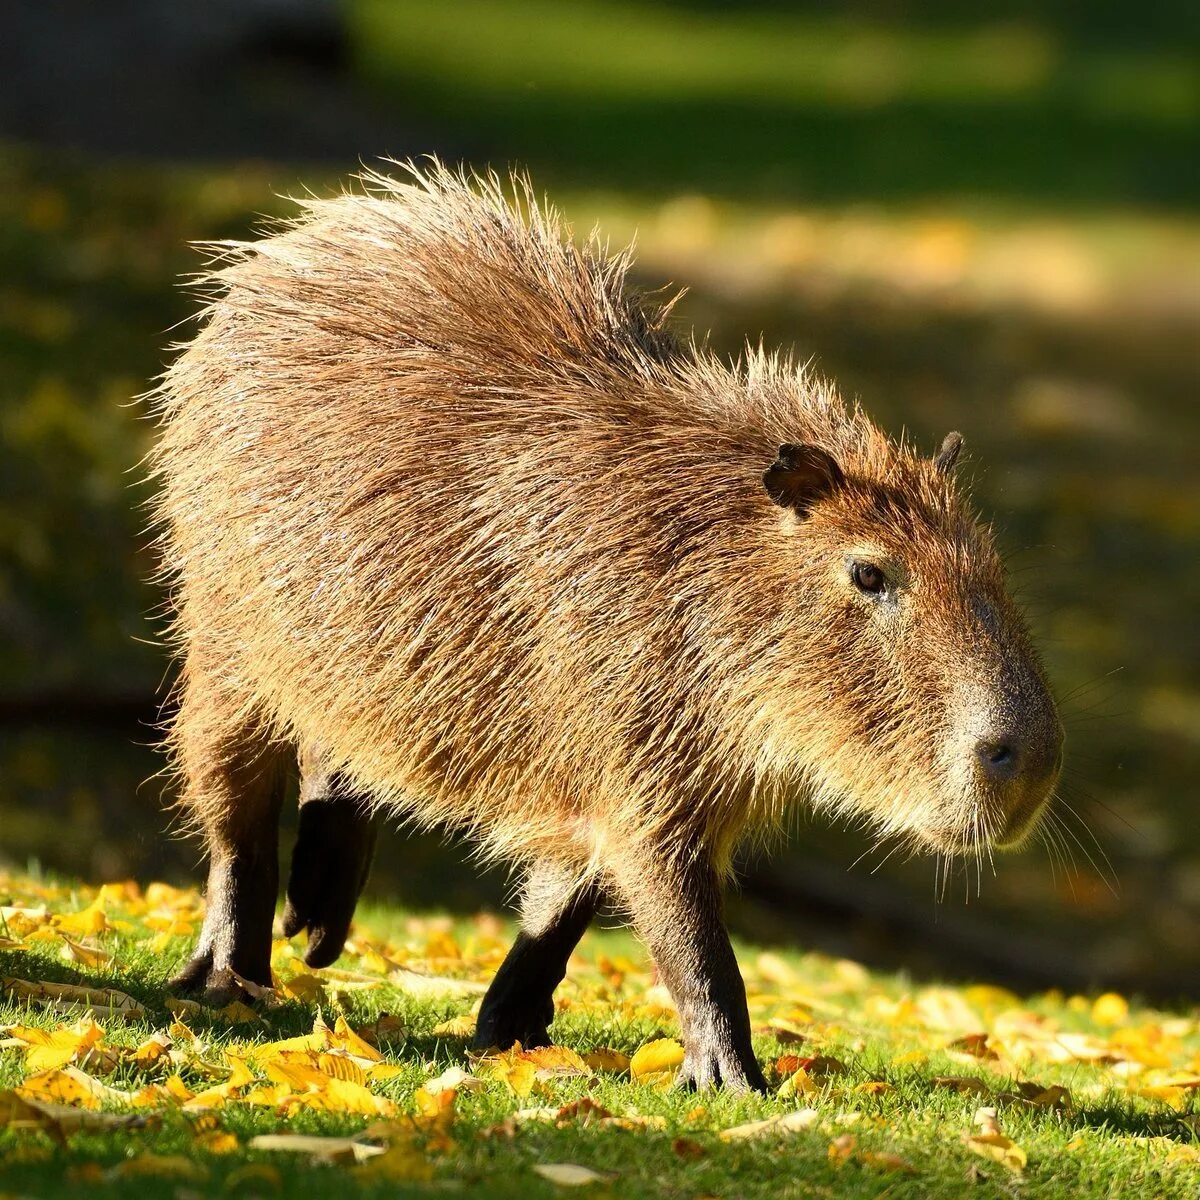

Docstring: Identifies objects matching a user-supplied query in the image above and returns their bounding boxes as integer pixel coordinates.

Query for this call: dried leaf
[629,1038,684,1082]
[720,1109,819,1140]
[249,1134,385,1164]
[533,1163,614,1186]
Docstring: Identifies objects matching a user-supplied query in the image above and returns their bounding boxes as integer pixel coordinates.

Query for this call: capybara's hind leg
[610,851,766,1093]
[168,680,286,1002]
[281,745,378,969]
[474,861,601,1052]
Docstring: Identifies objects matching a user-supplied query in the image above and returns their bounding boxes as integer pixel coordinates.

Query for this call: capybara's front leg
[281,745,378,969]
[474,860,601,1052]
[612,850,766,1092]
[167,676,285,1003]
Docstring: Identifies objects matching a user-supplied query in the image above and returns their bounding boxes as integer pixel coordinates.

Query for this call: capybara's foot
[168,951,270,1007]
[281,797,377,969]
[167,946,215,995]
[678,1028,768,1093]
[472,992,556,1052]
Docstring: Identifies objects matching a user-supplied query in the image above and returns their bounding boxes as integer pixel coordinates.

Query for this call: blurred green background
[1,1,1197,995]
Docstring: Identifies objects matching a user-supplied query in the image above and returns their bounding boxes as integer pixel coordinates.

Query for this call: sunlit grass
[2,871,1200,1197]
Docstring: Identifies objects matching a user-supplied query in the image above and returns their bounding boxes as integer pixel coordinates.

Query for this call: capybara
[150,163,1063,1090]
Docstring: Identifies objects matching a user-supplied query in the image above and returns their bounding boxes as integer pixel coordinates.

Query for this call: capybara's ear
[762,443,845,515]
[934,431,964,474]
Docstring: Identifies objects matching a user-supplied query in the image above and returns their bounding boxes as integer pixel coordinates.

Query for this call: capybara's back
[153,164,1062,1089]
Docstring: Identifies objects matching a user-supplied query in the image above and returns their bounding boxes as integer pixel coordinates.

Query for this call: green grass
[2,873,1200,1197]
[349,0,1199,208]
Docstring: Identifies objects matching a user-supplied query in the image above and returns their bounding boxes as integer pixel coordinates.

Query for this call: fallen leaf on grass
[422,1065,484,1096]
[720,1109,819,1140]
[430,1014,476,1039]
[554,1098,613,1126]
[0,1089,150,1141]
[965,1132,1028,1172]
[249,1133,386,1164]
[582,1048,630,1073]
[777,1068,819,1098]
[356,1143,435,1182]
[57,936,112,969]
[6,1018,105,1072]
[391,966,487,997]
[1,977,145,1020]
[826,1133,915,1173]
[629,1038,684,1084]
[18,1065,140,1109]
[533,1163,614,1186]
[1092,992,1129,1026]
[965,1106,1027,1173]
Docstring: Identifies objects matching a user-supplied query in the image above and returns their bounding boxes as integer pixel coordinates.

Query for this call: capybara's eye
[851,561,887,595]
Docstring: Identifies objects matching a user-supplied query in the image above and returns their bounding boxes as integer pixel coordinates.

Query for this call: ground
[1,870,1199,1198]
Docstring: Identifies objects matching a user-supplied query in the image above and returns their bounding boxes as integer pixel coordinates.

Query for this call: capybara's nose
[975,737,1019,781]
[975,723,1063,788]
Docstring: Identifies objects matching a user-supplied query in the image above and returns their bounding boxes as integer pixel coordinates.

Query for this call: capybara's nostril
[976,738,1018,778]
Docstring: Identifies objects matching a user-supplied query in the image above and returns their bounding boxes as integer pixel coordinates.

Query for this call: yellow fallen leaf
[57,936,112,969]
[777,1068,819,1098]
[582,1048,630,1073]
[0,1089,147,1140]
[720,1109,819,1140]
[965,1132,1027,1172]
[18,1065,137,1109]
[1092,992,1129,1026]
[217,1001,260,1025]
[249,1134,385,1164]
[278,1076,395,1117]
[331,1014,385,1061]
[195,1130,239,1154]
[430,1014,475,1038]
[486,1056,537,1098]
[356,1143,434,1181]
[423,1066,484,1096]
[1130,1085,1189,1109]
[8,1018,105,1072]
[279,973,328,1005]
[130,1032,173,1070]
[1,977,145,1020]
[629,1038,684,1083]
[54,896,109,938]
[533,1163,614,1186]
[390,966,486,997]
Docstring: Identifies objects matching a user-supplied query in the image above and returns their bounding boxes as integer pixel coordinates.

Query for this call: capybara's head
[761,431,1062,855]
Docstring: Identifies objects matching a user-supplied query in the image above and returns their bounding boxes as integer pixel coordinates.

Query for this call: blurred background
[1,0,1197,997]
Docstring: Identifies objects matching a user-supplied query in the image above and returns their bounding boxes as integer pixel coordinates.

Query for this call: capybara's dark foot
[472,991,556,1052]
[677,1026,768,1093]
[281,796,377,969]
[168,954,266,1007]
[167,946,215,995]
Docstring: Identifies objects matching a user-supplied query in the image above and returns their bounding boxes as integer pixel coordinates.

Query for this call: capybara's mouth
[992,790,1053,851]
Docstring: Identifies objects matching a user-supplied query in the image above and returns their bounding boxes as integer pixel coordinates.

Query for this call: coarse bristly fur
[148,161,1062,1014]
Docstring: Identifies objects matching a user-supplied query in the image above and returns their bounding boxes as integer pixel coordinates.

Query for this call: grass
[2,870,1200,1197]
[349,0,1200,208]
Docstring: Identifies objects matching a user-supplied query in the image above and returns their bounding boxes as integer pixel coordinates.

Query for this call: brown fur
[149,163,1061,1082]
